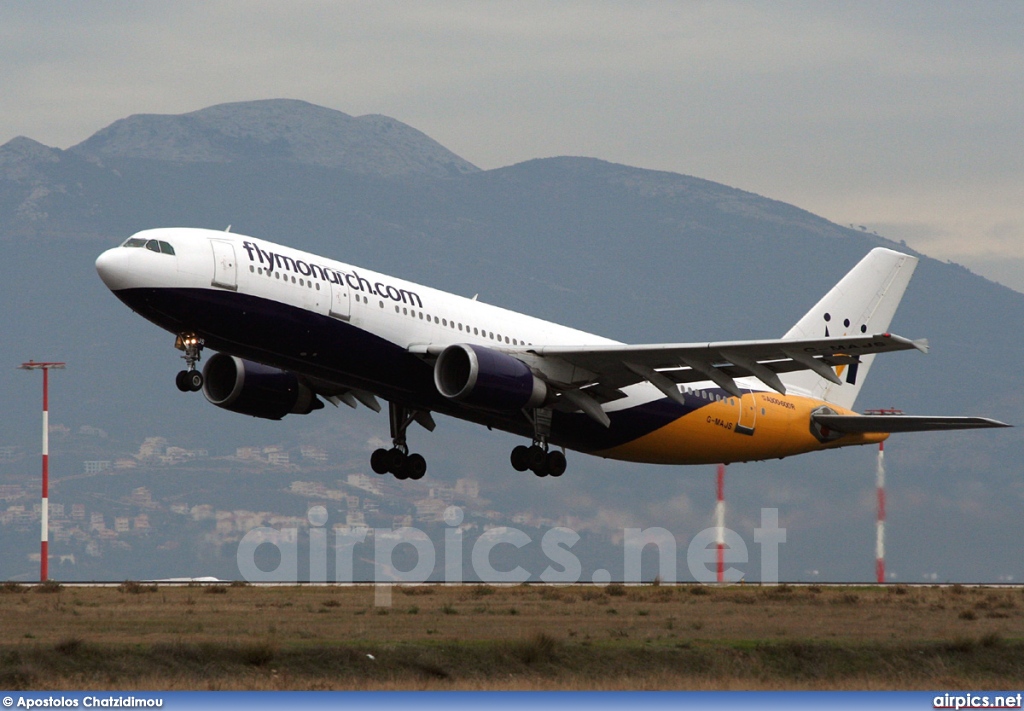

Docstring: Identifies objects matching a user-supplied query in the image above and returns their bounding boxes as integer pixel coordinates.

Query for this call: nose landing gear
[174,334,205,392]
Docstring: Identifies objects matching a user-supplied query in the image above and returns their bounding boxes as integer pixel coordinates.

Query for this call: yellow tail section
[598,393,886,465]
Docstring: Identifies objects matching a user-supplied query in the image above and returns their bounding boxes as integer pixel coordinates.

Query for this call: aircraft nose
[95,247,134,291]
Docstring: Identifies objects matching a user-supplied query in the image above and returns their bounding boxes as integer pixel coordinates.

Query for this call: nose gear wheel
[174,334,205,392]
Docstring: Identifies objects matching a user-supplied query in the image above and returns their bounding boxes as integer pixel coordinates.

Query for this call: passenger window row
[252,265,321,291]
[682,386,735,406]
[247,264,530,346]
[392,304,530,346]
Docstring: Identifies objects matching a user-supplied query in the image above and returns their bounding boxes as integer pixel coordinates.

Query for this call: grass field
[1,581,1022,690]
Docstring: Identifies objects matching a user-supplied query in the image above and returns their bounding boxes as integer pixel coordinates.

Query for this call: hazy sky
[3,1,1023,289]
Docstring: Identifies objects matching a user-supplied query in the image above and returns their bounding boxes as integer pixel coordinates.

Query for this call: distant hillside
[64,99,480,176]
[0,99,1019,583]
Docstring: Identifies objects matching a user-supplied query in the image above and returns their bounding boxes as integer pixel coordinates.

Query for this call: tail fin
[780,248,918,409]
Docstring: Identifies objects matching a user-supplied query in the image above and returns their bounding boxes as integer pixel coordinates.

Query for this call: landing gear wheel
[406,453,427,480]
[392,459,410,480]
[526,445,548,471]
[516,407,568,477]
[511,445,531,472]
[371,448,390,475]
[545,450,567,477]
[374,402,433,481]
[177,369,203,392]
[175,370,191,392]
[385,448,407,474]
[174,334,205,393]
[369,446,426,480]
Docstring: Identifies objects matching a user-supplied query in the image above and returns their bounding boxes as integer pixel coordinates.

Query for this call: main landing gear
[174,334,205,392]
[371,402,430,480]
[511,408,567,477]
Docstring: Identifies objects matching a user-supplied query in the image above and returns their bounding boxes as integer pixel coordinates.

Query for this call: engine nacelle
[434,344,547,410]
[202,354,323,420]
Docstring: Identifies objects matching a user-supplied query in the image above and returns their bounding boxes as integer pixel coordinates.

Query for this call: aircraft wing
[520,332,928,401]
[811,414,1010,433]
[412,331,928,427]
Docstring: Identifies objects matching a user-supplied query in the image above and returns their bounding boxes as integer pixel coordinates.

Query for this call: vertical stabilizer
[780,248,918,409]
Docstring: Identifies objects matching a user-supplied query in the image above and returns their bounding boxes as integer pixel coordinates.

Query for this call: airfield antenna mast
[876,442,886,584]
[716,463,725,583]
[865,408,901,584]
[18,360,65,582]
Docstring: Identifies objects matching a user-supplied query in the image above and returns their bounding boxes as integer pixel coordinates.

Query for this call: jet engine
[433,344,547,410]
[202,354,323,420]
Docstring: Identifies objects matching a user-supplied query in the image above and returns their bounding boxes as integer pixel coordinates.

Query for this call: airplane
[95,227,1008,480]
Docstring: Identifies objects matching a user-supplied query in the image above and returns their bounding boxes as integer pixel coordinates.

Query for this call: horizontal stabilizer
[812,414,1011,434]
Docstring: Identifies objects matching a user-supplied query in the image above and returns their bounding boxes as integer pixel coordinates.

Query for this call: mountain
[69,99,480,177]
[0,100,1020,583]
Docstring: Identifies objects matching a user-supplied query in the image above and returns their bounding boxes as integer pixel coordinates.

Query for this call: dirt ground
[1,582,1021,690]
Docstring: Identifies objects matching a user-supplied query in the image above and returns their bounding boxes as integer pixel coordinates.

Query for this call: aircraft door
[329,276,351,321]
[735,391,757,436]
[210,240,238,291]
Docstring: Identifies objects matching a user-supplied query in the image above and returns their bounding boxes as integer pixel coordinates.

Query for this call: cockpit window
[122,237,175,255]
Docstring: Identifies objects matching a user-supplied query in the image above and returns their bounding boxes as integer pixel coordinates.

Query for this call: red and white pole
[18,361,65,582]
[716,463,725,583]
[41,366,50,582]
[876,442,886,584]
